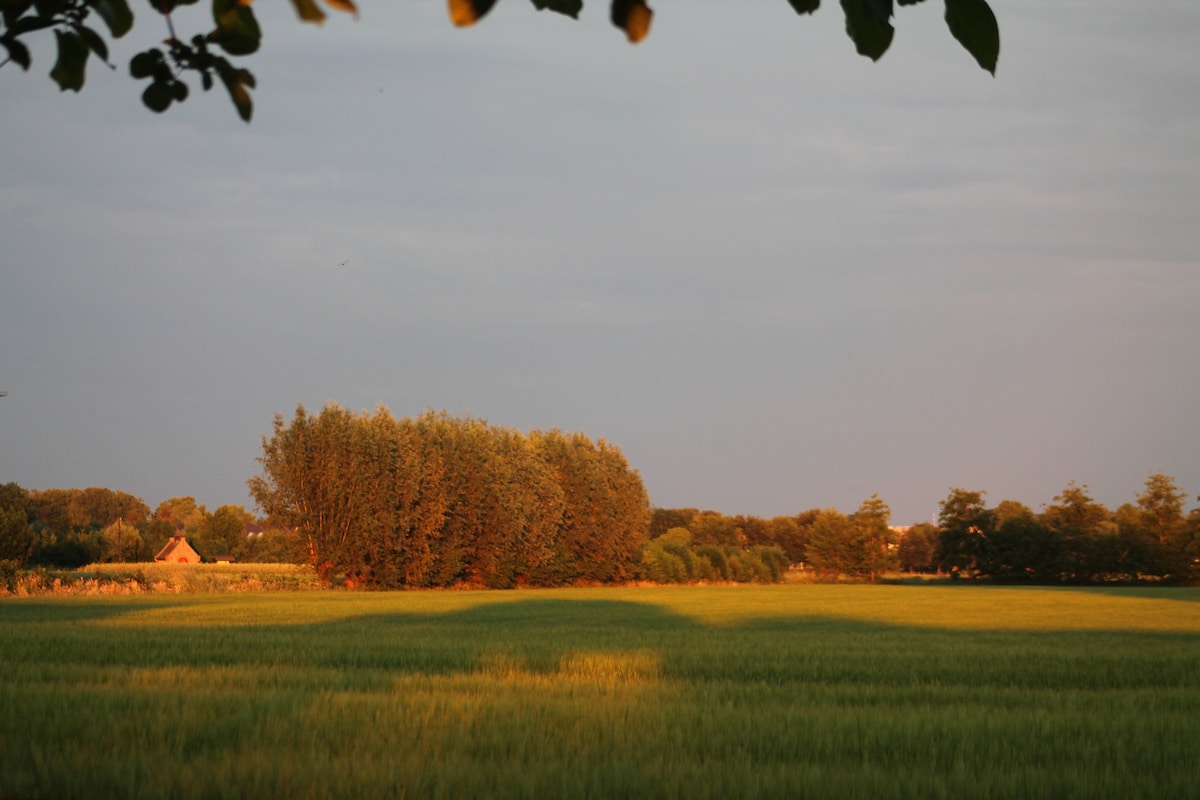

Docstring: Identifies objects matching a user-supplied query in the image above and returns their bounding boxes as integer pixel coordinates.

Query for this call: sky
[2,0,1198,525]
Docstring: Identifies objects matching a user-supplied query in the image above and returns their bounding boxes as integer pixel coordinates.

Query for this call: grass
[2,585,1199,799]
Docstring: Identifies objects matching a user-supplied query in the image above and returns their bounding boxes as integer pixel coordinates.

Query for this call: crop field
[2,584,1199,799]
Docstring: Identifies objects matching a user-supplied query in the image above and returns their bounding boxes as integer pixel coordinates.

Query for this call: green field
[3,585,1199,799]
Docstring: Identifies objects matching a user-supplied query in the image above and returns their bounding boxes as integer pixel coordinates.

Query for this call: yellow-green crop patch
[3,585,1199,799]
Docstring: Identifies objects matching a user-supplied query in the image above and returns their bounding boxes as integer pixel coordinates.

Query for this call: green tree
[239,525,307,564]
[1115,473,1194,581]
[849,494,895,582]
[805,497,893,581]
[689,510,745,548]
[0,0,1000,123]
[531,430,649,584]
[1041,483,1112,581]
[1136,473,1187,544]
[154,496,208,534]
[0,509,33,564]
[983,511,1060,582]
[768,515,806,565]
[193,505,250,560]
[897,522,937,573]
[805,508,856,579]
[0,483,34,563]
[250,404,448,585]
[936,488,992,577]
[649,508,697,540]
[99,517,143,563]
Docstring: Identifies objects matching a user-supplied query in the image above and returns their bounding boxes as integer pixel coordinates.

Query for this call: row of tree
[922,475,1200,583]
[641,527,788,584]
[248,405,653,588]
[649,497,895,582]
[0,484,298,567]
[4,423,1196,586]
[649,476,1200,585]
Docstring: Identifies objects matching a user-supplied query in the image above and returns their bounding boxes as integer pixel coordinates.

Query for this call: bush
[0,559,20,593]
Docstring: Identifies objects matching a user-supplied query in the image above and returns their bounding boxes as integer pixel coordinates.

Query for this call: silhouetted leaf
[786,0,820,15]
[2,3,33,29]
[219,66,255,122]
[7,12,56,37]
[50,29,88,91]
[447,0,498,27]
[531,0,583,19]
[78,25,110,62]
[210,0,261,56]
[288,0,326,24]
[1,37,32,70]
[91,0,134,38]
[841,0,893,61]
[611,0,652,43]
[945,0,998,74]
[142,80,174,112]
[129,48,162,78]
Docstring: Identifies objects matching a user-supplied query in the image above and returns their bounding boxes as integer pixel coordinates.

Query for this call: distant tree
[138,518,176,560]
[936,488,992,577]
[769,514,808,565]
[649,508,697,540]
[983,512,1060,582]
[250,404,648,588]
[0,0,1000,122]
[193,505,250,560]
[735,515,776,548]
[689,510,745,548]
[1136,473,1188,540]
[251,404,449,585]
[154,496,208,536]
[1115,473,1195,581]
[805,509,856,580]
[897,522,937,574]
[1041,483,1112,582]
[71,487,149,530]
[0,483,33,564]
[805,496,894,582]
[98,517,143,563]
[639,526,784,584]
[531,429,649,583]
[239,525,307,564]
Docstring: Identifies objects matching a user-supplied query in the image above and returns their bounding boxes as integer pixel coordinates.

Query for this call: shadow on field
[1068,585,1200,602]
[5,595,1200,695]
[0,600,174,623]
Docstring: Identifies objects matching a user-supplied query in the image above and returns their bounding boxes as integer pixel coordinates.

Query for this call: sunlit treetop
[0,0,999,122]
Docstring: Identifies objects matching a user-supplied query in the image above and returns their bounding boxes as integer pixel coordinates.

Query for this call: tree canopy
[1,0,1000,122]
[248,404,651,587]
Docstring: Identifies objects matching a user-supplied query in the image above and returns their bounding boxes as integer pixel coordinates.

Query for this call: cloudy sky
[2,0,1198,524]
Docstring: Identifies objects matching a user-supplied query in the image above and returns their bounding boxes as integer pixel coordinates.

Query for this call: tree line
[648,475,1199,585]
[919,476,1200,583]
[0,484,298,567]
[3,406,1196,587]
[647,495,895,583]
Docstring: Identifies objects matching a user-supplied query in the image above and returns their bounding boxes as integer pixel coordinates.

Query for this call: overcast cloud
[2,0,1198,523]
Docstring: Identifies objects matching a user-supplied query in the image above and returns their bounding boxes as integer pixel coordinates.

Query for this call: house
[154,536,201,564]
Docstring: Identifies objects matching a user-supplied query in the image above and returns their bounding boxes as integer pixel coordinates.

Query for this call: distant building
[154,536,201,564]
